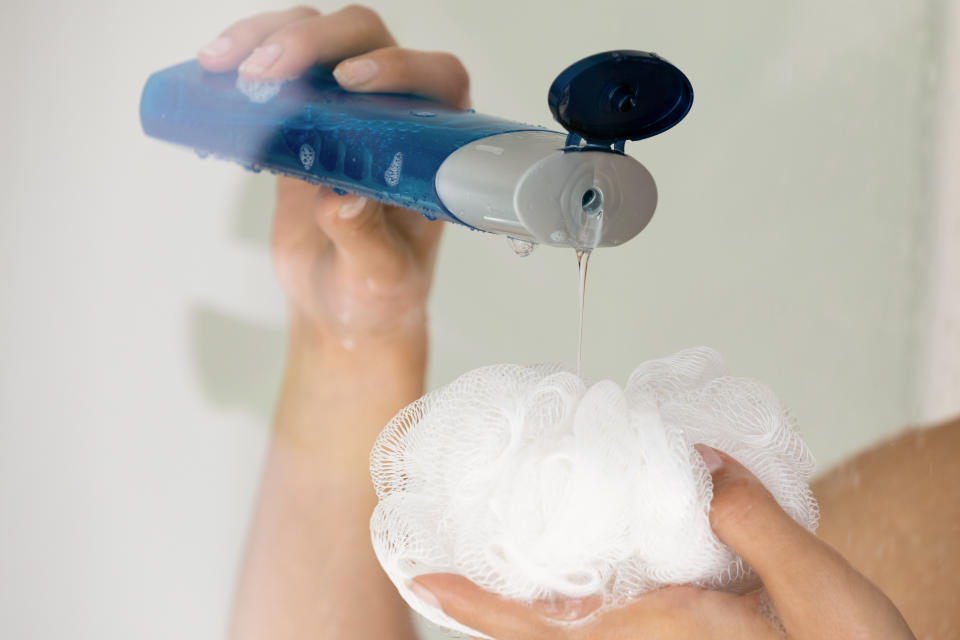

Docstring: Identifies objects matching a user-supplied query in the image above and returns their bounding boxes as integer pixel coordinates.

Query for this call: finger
[333,47,471,109]
[312,192,408,278]
[599,586,780,639]
[197,6,319,72]
[694,445,822,585]
[413,575,774,640]
[694,445,913,639]
[411,574,559,640]
[238,5,396,80]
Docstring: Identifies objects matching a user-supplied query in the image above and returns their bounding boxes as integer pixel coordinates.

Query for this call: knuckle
[341,4,386,30]
[225,7,318,42]
[373,45,406,64]
[441,52,471,102]
[367,46,416,77]
[268,15,324,51]
[267,20,311,49]
[439,52,467,76]
[224,15,265,40]
[393,48,426,77]
[286,5,319,18]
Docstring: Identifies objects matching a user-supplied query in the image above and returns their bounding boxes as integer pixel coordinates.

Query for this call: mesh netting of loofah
[370,347,818,638]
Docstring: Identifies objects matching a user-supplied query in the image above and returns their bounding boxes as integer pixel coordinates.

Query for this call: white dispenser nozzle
[435,131,657,249]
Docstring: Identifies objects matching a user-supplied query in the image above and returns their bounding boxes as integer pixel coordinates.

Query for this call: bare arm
[406,421,960,639]
[194,6,470,638]
[230,327,427,639]
[812,416,960,640]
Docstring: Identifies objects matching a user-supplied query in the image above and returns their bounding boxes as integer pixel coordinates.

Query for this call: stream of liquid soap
[510,189,603,377]
[576,248,591,376]
[574,188,604,377]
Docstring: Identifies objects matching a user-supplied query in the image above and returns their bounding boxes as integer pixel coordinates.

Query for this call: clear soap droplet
[509,237,537,257]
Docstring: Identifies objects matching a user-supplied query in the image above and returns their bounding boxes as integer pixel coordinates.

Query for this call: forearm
[231,318,427,640]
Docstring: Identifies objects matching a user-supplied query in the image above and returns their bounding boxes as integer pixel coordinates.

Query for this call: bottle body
[140,61,658,248]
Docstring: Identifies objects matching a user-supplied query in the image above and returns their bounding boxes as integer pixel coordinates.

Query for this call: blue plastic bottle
[140,51,692,249]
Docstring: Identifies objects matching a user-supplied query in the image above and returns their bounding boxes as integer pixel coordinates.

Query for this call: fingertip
[312,193,373,228]
[312,193,390,258]
[337,195,368,219]
[408,578,443,611]
[196,35,239,72]
[412,573,471,599]
[412,574,497,629]
[411,573,488,615]
[705,451,771,532]
[199,6,321,77]
[197,35,230,57]
[694,443,724,473]
[237,43,284,78]
[333,57,380,88]
[698,447,779,551]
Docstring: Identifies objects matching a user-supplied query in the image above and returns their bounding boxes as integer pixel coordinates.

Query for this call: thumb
[693,445,913,639]
[693,443,816,583]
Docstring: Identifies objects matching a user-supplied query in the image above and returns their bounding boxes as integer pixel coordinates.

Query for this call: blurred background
[0,0,957,638]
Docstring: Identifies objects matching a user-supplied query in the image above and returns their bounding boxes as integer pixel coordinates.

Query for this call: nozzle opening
[581,187,603,215]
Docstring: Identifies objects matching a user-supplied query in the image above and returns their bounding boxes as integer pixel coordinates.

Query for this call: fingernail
[198,35,233,58]
[333,58,379,86]
[408,580,442,610]
[694,444,723,472]
[338,196,367,219]
[239,43,282,75]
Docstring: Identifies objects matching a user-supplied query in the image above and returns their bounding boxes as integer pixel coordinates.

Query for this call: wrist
[272,310,429,465]
[286,312,428,381]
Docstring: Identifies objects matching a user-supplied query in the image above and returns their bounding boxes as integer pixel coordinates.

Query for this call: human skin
[411,444,921,639]
[199,6,956,640]
[412,421,960,639]
[197,6,466,639]
[811,417,960,640]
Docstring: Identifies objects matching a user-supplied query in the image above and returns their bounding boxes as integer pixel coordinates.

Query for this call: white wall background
[923,0,960,423]
[0,0,954,638]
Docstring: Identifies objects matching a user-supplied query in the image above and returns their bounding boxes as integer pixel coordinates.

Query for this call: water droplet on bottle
[249,162,262,173]
[332,187,348,196]
[508,237,537,257]
[195,150,209,159]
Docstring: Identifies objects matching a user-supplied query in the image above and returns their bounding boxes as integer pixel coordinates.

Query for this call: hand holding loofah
[369,347,818,638]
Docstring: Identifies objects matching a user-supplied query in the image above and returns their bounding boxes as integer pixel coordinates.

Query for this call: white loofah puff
[369,347,818,638]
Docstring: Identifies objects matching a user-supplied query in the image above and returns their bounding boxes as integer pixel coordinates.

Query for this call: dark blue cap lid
[548,50,693,146]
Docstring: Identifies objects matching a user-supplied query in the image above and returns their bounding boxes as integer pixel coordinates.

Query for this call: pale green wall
[410,0,943,472]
